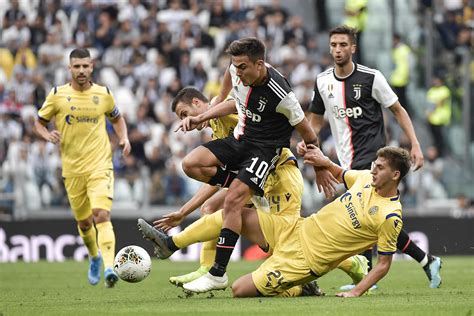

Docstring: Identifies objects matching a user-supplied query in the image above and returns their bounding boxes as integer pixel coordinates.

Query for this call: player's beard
[75,74,89,86]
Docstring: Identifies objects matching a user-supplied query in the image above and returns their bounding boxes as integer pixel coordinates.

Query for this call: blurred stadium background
[0,0,472,263]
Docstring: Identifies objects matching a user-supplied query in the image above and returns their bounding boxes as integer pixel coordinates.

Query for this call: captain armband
[106,106,120,120]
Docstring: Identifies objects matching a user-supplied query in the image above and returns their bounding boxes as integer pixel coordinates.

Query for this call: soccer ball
[114,245,152,283]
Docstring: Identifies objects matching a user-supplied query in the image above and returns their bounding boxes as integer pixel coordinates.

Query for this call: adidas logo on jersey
[250,177,259,184]
[333,106,363,119]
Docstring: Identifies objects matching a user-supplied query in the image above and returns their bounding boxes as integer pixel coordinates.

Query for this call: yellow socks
[96,221,115,268]
[337,257,354,274]
[78,225,98,258]
[173,210,223,249]
[200,240,217,268]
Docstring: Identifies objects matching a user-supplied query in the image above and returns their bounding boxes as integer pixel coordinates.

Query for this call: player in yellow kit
[34,48,130,288]
[149,87,307,286]
[141,145,408,297]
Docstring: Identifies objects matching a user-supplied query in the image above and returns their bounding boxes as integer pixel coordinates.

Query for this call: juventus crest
[353,84,362,100]
[257,96,268,112]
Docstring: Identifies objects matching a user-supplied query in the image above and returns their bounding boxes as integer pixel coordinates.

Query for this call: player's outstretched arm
[175,99,236,132]
[111,114,131,156]
[389,102,424,171]
[34,119,60,144]
[153,184,220,232]
[304,145,344,183]
[296,114,325,156]
[336,254,392,297]
[210,66,232,107]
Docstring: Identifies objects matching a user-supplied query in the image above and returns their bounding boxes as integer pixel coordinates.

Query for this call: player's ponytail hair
[376,147,411,181]
[226,37,266,63]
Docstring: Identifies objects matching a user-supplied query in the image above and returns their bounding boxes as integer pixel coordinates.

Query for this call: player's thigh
[199,136,243,168]
[238,146,281,196]
[256,210,300,252]
[87,170,114,212]
[265,163,303,216]
[201,189,227,215]
[64,175,92,221]
[251,252,313,297]
[241,208,266,248]
[184,145,222,168]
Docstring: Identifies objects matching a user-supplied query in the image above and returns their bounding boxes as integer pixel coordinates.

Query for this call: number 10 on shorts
[246,157,269,179]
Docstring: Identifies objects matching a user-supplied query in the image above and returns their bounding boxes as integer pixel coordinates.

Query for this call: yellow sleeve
[104,91,120,120]
[37,88,57,122]
[377,213,403,255]
[342,170,369,189]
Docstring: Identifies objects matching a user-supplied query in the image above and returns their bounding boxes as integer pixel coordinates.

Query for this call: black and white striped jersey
[310,63,398,169]
[229,63,305,147]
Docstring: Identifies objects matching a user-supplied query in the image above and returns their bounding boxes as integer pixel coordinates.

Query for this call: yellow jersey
[209,114,239,140]
[300,170,403,276]
[38,83,120,177]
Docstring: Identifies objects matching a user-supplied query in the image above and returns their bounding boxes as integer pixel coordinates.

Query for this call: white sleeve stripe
[268,81,287,100]
[269,78,288,97]
[357,64,375,72]
[357,68,376,75]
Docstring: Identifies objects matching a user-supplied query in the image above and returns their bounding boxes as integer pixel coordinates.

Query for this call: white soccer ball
[114,245,152,283]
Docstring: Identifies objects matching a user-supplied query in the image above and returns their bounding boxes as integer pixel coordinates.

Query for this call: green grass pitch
[1,257,472,315]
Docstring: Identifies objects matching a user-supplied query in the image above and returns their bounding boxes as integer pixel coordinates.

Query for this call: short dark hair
[376,146,411,181]
[69,48,91,60]
[225,37,266,62]
[171,87,209,112]
[329,25,358,44]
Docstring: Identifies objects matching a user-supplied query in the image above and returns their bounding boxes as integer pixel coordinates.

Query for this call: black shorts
[203,136,282,195]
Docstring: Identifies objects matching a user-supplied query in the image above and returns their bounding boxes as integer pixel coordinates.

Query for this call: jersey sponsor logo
[369,206,379,215]
[65,115,99,125]
[217,237,225,245]
[285,193,291,201]
[353,84,362,100]
[394,219,400,228]
[257,97,268,112]
[332,106,362,119]
[239,102,262,122]
[339,192,362,229]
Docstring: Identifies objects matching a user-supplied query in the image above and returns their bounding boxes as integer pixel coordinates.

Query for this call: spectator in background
[343,0,367,63]
[425,76,452,156]
[2,0,25,30]
[164,161,187,205]
[450,194,474,218]
[390,34,413,117]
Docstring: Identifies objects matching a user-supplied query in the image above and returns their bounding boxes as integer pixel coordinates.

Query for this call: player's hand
[48,130,61,144]
[411,144,424,171]
[314,167,338,199]
[296,140,307,156]
[120,138,131,156]
[335,291,359,298]
[174,116,202,133]
[153,211,185,232]
[303,145,330,167]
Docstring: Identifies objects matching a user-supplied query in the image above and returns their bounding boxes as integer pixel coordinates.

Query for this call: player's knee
[181,156,196,178]
[200,202,217,215]
[77,218,93,231]
[232,282,245,298]
[92,209,110,223]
